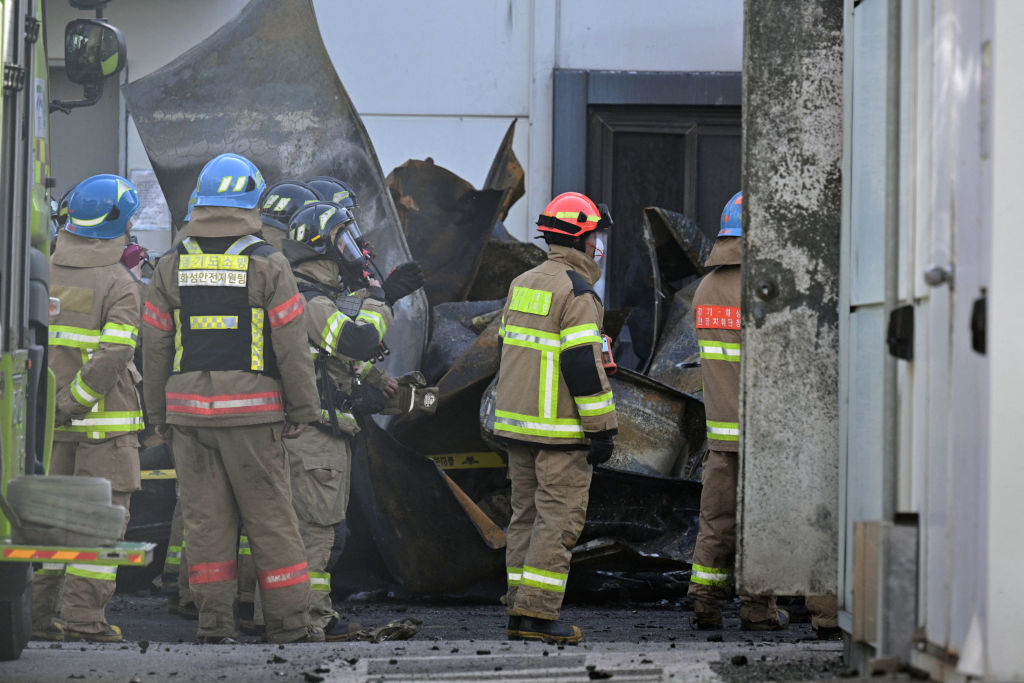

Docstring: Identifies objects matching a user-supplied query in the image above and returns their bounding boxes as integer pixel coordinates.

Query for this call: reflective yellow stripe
[251,308,265,371]
[189,315,239,330]
[698,339,741,362]
[99,322,139,349]
[501,325,560,351]
[508,287,552,316]
[310,571,331,592]
[56,410,144,434]
[217,176,232,193]
[237,535,251,557]
[494,410,584,439]
[520,565,568,593]
[49,325,101,350]
[181,237,202,255]
[70,371,102,408]
[172,310,183,372]
[321,311,350,350]
[706,420,739,441]
[574,391,615,417]
[67,563,118,581]
[356,309,386,338]
[560,324,601,350]
[553,211,599,223]
[506,566,522,586]
[691,564,731,587]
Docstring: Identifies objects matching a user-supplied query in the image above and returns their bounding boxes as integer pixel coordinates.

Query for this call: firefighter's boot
[517,616,582,645]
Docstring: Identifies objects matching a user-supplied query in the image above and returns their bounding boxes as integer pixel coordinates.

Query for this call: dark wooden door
[586,105,740,367]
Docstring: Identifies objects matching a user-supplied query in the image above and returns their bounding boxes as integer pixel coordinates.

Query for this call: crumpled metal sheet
[646,278,704,395]
[387,158,504,306]
[643,206,712,281]
[392,313,503,457]
[607,213,661,373]
[351,414,503,595]
[466,239,546,301]
[421,300,504,384]
[122,0,427,377]
[482,120,525,223]
[605,368,705,479]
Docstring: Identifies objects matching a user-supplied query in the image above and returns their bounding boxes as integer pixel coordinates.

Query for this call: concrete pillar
[737,0,843,595]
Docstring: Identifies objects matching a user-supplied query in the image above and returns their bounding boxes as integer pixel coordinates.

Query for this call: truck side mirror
[64,19,125,86]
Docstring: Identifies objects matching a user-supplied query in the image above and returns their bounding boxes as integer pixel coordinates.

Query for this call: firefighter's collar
[548,244,602,285]
[704,236,742,267]
[185,206,263,238]
[51,231,127,267]
[292,254,339,285]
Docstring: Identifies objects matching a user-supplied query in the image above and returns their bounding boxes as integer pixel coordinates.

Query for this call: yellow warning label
[141,469,177,480]
[428,452,505,470]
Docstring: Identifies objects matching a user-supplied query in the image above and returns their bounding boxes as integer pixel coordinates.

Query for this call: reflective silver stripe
[560,329,600,346]
[577,395,614,411]
[225,235,263,255]
[706,423,739,437]
[692,568,731,582]
[501,328,560,348]
[68,416,144,427]
[167,396,280,410]
[543,351,555,419]
[42,563,64,571]
[494,415,584,434]
[521,569,567,588]
[50,329,100,345]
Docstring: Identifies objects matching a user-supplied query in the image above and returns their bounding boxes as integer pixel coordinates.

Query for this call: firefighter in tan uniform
[281,201,423,638]
[496,192,617,644]
[143,153,322,644]
[32,174,145,643]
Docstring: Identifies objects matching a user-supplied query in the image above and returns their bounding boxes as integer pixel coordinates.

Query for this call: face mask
[592,235,606,264]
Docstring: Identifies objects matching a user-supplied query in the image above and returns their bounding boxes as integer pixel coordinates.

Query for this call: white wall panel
[314,0,531,116]
[556,0,742,71]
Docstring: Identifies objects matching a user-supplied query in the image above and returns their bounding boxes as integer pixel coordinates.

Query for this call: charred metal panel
[647,278,703,396]
[482,120,525,223]
[388,158,504,307]
[738,0,843,595]
[122,0,428,378]
[465,239,546,301]
[352,414,504,595]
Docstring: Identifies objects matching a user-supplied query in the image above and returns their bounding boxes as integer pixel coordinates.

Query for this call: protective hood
[51,231,128,268]
[704,236,743,267]
[547,244,603,286]
[184,206,263,239]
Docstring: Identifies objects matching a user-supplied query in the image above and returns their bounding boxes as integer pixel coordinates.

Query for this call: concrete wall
[46,0,742,245]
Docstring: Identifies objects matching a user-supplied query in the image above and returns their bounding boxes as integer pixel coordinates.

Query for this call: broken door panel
[122,0,428,378]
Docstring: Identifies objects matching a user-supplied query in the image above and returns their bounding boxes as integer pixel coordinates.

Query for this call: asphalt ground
[0,594,895,682]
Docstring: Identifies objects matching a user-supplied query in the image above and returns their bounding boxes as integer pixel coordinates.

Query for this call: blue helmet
[65,174,140,240]
[718,191,742,238]
[183,188,199,223]
[194,153,265,209]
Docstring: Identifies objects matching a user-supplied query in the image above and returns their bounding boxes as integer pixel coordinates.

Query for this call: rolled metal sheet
[643,206,712,280]
[387,158,504,307]
[122,0,427,377]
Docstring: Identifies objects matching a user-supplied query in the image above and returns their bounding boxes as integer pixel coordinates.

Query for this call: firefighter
[33,174,145,643]
[688,191,790,630]
[495,192,617,645]
[142,153,322,644]
[259,180,319,250]
[306,176,358,211]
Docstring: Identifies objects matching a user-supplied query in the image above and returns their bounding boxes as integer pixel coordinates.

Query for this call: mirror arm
[50,82,104,115]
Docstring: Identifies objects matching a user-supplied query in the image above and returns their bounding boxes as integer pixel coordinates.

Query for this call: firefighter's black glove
[349,383,389,415]
[586,434,615,466]
[383,261,424,305]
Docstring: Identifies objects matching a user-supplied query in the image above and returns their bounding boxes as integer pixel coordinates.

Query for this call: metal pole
[879,0,902,657]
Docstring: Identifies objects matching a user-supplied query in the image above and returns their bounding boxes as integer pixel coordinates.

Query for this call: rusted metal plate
[605,368,705,479]
[122,0,428,378]
[387,158,504,306]
[482,120,525,223]
[352,414,504,595]
[647,278,704,395]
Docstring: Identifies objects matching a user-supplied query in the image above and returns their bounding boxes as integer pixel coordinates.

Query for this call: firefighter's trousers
[287,426,351,629]
[688,449,779,622]
[505,445,592,621]
[172,423,312,642]
[33,436,138,633]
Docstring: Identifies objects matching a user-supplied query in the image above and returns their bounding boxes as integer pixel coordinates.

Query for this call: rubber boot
[507,615,521,640]
[65,624,123,643]
[516,616,582,645]
[238,601,263,635]
[691,598,724,630]
[740,608,790,631]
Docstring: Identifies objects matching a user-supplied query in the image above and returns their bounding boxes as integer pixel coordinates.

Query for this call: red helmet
[536,192,610,237]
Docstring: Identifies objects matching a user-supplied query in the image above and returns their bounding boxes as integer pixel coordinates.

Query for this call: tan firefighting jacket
[142,206,319,427]
[292,258,392,432]
[50,232,144,441]
[494,245,617,447]
[693,237,742,452]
